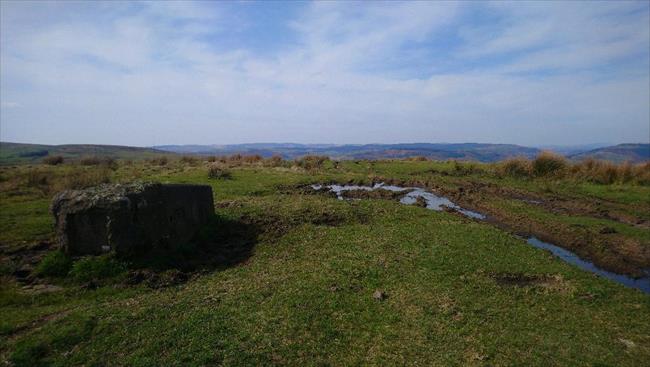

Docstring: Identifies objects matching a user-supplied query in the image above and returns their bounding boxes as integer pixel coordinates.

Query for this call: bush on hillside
[42,155,64,165]
[532,151,567,177]
[295,155,329,170]
[208,164,232,179]
[499,157,532,177]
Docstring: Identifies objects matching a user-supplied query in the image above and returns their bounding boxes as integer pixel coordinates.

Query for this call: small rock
[21,284,64,294]
[373,290,388,301]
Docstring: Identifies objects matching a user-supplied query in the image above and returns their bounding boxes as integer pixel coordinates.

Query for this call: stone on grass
[51,183,214,256]
[373,290,388,301]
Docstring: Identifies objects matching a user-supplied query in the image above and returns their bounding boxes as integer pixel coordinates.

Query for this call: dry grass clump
[571,158,650,184]
[60,168,111,190]
[148,156,169,166]
[263,155,284,167]
[452,160,485,175]
[207,164,232,180]
[408,156,429,161]
[499,157,532,177]
[179,156,199,166]
[242,155,263,164]
[532,151,568,177]
[42,155,64,165]
[79,156,118,169]
[20,166,112,195]
[294,155,329,170]
[210,154,280,167]
[26,169,49,188]
[495,153,650,185]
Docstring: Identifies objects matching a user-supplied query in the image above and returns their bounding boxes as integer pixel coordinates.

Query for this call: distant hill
[0,142,172,165]
[155,143,541,162]
[569,144,650,163]
[4,141,645,165]
[537,143,611,156]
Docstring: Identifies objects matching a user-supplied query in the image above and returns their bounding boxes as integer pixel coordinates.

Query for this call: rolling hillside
[0,142,172,165]
[569,144,650,163]
[155,143,541,162]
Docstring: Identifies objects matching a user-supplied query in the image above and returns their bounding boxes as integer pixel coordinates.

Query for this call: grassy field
[0,142,173,166]
[1,157,649,366]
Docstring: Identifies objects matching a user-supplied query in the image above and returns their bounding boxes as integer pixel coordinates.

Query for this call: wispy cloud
[1,0,648,146]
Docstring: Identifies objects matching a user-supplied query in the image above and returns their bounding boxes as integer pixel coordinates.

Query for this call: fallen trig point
[51,183,214,256]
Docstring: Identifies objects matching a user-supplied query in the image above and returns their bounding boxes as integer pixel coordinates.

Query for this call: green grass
[34,251,72,278]
[0,160,648,365]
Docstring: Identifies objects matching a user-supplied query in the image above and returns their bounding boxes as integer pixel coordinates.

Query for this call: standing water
[527,237,650,293]
[311,182,650,294]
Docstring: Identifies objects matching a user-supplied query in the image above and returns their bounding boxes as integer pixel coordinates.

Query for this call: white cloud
[0,1,648,146]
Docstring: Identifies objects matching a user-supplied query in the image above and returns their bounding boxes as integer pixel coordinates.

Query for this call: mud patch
[492,272,571,292]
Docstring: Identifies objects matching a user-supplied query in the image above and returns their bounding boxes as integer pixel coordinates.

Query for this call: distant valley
[1,141,648,165]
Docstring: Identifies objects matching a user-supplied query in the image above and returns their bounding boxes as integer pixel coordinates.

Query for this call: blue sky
[1,1,648,146]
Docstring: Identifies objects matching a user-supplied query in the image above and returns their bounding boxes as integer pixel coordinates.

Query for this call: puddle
[311,182,650,294]
[527,237,650,294]
[312,183,485,219]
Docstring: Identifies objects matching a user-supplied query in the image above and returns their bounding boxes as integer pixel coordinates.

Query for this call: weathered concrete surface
[51,183,214,256]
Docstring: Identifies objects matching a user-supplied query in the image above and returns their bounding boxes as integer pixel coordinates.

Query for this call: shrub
[409,156,429,161]
[571,158,622,184]
[59,168,111,190]
[79,156,117,170]
[42,155,64,165]
[25,169,49,188]
[35,250,72,277]
[180,156,199,165]
[208,164,232,179]
[149,156,168,166]
[636,162,650,185]
[79,156,102,166]
[619,162,634,183]
[499,157,531,177]
[264,155,284,167]
[295,155,329,170]
[532,151,567,177]
[242,155,263,164]
[69,255,127,282]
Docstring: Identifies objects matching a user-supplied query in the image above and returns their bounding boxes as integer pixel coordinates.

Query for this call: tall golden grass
[498,152,650,185]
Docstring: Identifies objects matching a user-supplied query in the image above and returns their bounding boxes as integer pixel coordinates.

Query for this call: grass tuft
[532,151,568,177]
[69,255,127,282]
[499,157,532,177]
[34,250,72,277]
[208,164,232,180]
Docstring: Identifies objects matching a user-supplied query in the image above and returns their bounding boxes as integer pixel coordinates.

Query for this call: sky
[1,1,649,147]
